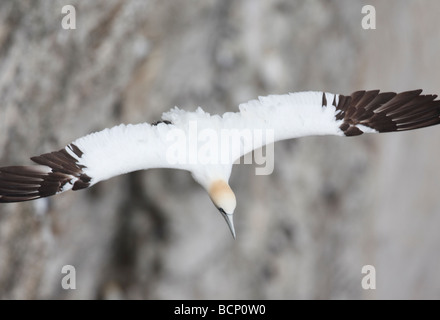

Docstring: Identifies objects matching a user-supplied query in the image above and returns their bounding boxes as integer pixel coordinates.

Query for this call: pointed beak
[219,209,236,239]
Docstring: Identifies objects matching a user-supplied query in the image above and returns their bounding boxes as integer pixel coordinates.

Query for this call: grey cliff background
[0,0,439,299]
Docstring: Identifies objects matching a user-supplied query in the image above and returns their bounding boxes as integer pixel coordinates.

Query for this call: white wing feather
[70,122,190,186]
[2,89,439,202]
[220,91,347,162]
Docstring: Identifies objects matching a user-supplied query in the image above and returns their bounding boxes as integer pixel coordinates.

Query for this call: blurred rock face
[0,0,440,299]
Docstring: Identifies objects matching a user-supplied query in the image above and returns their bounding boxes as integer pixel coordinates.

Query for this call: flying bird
[1,89,440,238]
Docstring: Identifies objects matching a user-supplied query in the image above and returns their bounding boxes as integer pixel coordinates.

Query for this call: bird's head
[209,179,237,239]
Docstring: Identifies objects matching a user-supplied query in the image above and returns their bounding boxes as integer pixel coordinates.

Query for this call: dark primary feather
[0,143,90,203]
[332,89,440,136]
[1,90,440,203]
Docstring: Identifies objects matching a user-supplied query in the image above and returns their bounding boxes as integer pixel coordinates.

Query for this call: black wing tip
[0,195,41,203]
[0,144,92,204]
[0,166,55,203]
[0,166,91,203]
[336,89,440,136]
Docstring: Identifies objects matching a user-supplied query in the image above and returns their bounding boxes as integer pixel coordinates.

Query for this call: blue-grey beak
[219,208,236,239]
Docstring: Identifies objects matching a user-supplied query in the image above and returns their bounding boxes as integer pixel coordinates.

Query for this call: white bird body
[1,89,440,237]
[68,92,348,190]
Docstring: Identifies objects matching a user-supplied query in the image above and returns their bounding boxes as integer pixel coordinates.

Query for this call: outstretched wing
[222,89,440,161]
[0,122,181,203]
[2,89,440,202]
[331,89,440,135]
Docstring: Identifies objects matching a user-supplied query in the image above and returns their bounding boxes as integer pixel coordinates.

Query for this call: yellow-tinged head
[209,179,237,238]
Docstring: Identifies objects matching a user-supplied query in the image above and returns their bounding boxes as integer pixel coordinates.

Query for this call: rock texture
[0,0,440,299]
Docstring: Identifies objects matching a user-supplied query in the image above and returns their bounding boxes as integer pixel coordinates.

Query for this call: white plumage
[1,89,439,237]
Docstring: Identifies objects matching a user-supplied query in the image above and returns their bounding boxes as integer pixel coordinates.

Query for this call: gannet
[1,89,439,238]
